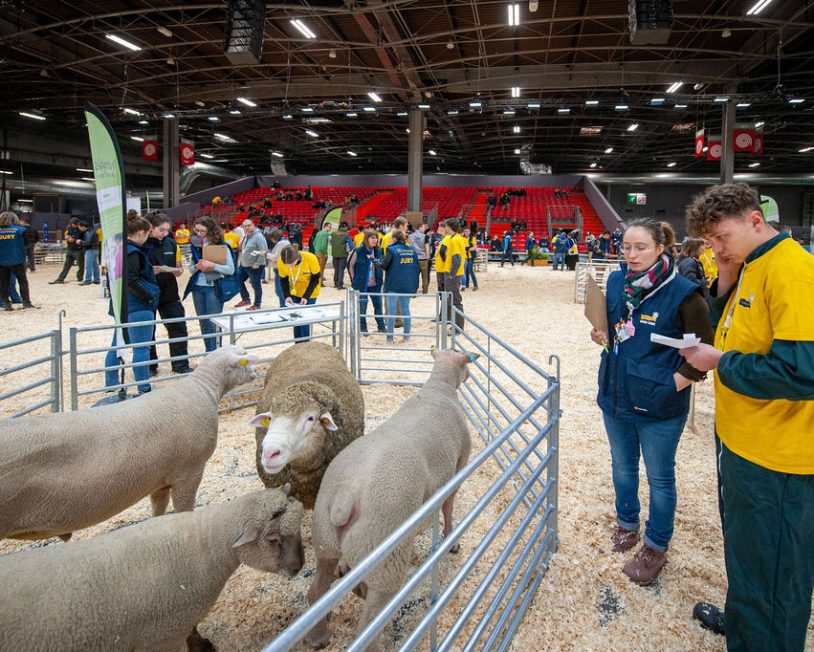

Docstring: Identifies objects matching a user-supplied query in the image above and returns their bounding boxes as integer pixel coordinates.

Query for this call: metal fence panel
[0,330,61,418]
[574,260,619,303]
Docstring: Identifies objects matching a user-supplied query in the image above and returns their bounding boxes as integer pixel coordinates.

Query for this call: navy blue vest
[351,245,383,291]
[597,269,700,421]
[0,225,26,266]
[384,243,420,293]
[125,243,160,314]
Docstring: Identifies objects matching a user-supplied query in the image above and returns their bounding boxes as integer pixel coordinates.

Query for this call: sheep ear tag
[320,413,338,432]
[466,353,479,363]
[249,412,273,428]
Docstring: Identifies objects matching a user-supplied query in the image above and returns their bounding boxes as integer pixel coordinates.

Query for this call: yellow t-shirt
[353,232,365,247]
[714,237,814,474]
[174,228,190,245]
[380,231,393,254]
[447,233,468,277]
[435,235,452,273]
[277,251,322,299]
[223,232,240,250]
[700,249,718,286]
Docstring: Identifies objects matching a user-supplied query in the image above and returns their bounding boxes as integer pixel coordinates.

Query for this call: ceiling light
[0,170,12,175]
[76,168,93,172]
[749,162,760,167]
[605,147,613,154]
[527,102,540,109]
[469,101,482,108]
[347,150,357,157]
[703,146,708,152]
[214,133,236,143]
[666,82,684,94]
[105,34,142,51]
[737,102,751,108]
[368,92,382,102]
[746,0,774,15]
[417,103,430,109]
[290,19,316,39]
[195,100,205,107]
[448,109,459,115]
[504,109,516,116]
[301,107,314,113]
[81,177,96,182]
[363,106,376,112]
[208,116,220,122]
[305,129,319,137]
[674,103,688,109]
[156,26,173,38]
[585,99,599,106]
[615,104,629,110]
[714,97,728,103]
[271,151,284,158]
[589,162,597,168]
[693,83,704,91]
[405,129,410,134]
[166,58,175,65]
[789,98,805,104]
[138,120,149,125]
[199,153,214,159]
[347,112,358,117]
[229,109,241,115]
[650,98,665,105]
[580,126,603,134]
[508,3,520,26]
[428,150,437,156]
[282,114,292,120]
[513,125,520,133]
[446,42,454,49]
[130,136,144,142]
[722,28,732,38]
[799,146,814,153]
[17,198,33,202]
[511,87,520,98]
[237,97,257,107]
[667,161,677,167]
[755,121,765,128]
[627,123,639,131]
[514,148,521,154]
[123,107,141,116]
[529,0,539,10]
[558,108,570,114]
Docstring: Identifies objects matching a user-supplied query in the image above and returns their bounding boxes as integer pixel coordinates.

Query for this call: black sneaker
[3,303,12,312]
[149,367,159,377]
[693,602,725,636]
[21,302,39,309]
[49,279,65,284]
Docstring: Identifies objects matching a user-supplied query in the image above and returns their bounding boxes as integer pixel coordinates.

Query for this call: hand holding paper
[650,333,702,349]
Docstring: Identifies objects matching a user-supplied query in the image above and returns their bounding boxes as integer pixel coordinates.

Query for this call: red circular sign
[144,143,156,156]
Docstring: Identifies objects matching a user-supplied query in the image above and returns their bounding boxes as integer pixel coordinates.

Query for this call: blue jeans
[191,285,224,352]
[386,294,412,337]
[8,273,22,303]
[291,297,317,341]
[273,269,286,307]
[359,290,384,332]
[463,258,478,289]
[104,309,155,394]
[84,249,100,283]
[553,251,566,270]
[238,265,263,306]
[602,411,687,551]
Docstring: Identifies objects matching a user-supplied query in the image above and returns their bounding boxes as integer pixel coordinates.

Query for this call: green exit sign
[626,193,646,205]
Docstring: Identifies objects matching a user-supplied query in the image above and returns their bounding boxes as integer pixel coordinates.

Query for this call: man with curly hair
[681,183,814,651]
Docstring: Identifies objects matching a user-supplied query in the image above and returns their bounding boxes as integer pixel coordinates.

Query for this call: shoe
[622,544,667,586]
[49,279,65,284]
[79,282,91,286]
[21,302,39,310]
[246,305,259,311]
[403,336,411,342]
[474,287,479,291]
[693,602,725,636]
[611,526,640,553]
[93,281,101,284]
[361,330,370,337]
[173,365,195,375]
[3,303,12,311]
[461,287,466,292]
[376,327,386,333]
[149,367,159,377]
[386,337,394,343]
[234,300,251,308]
[261,279,268,284]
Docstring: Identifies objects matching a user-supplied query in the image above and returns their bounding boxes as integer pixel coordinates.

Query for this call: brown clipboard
[202,244,228,265]
[584,275,609,335]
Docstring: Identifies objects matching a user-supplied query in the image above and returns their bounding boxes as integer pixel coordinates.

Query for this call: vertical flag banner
[694,129,705,158]
[180,141,195,166]
[707,135,722,161]
[142,139,158,161]
[84,102,127,324]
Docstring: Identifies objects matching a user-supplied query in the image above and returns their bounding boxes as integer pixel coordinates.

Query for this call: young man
[434,220,450,304]
[313,221,332,284]
[680,183,814,651]
[408,223,431,294]
[174,223,190,245]
[500,231,514,267]
[234,219,267,311]
[444,219,467,329]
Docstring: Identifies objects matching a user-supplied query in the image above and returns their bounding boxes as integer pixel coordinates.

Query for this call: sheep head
[430,348,480,389]
[232,486,304,577]
[249,382,339,476]
[197,345,259,392]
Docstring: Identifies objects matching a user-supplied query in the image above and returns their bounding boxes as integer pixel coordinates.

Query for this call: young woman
[381,230,419,343]
[589,219,714,586]
[462,226,479,291]
[184,217,235,352]
[676,238,707,289]
[348,229,385,334]
[104,215,160,395]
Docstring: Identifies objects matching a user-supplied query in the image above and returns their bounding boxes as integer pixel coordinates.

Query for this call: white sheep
[0,344,259,542]
[305,348,476,651]
[250,341,365,509]
[0,486,304,651]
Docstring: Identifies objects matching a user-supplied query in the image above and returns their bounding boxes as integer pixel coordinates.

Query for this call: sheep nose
[262,448,282,465]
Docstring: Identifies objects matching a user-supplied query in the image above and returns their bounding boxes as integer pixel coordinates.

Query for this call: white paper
[650,333,702,349]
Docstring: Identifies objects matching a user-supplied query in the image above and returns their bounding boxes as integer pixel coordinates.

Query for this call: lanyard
[719,265,745,349]
[288,262,301,290]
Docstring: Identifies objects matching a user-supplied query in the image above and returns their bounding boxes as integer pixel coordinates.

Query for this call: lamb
[0,344,259,542]
[305,348,476,651]
[0,486,304,652]
[250,341,365,509]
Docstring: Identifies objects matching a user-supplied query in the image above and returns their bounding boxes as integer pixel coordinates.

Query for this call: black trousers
[0,264,30,304]
[333,257,348,288]
[149,300,191,372]
[25,244,36,271]
[57,248,84,281]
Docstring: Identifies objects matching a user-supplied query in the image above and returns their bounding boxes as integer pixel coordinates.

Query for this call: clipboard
[584,275,608,334]
[202,244,228,265]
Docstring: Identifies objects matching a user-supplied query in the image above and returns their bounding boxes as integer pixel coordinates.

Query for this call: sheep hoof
[305,628,332,649]
[449,542,460,554]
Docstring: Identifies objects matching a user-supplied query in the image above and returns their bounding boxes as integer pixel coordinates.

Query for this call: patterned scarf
[623,254,674,314]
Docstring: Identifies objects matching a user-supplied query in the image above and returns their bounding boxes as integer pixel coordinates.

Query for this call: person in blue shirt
[0,211,35,310]
[381,231,420,343]
[348,229,385,334]
[552,229,572,271]
[500,231,514,267]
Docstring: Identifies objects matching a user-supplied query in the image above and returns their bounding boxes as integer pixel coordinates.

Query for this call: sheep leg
[150,486,172,517]
[356,586,396,652]
[185,624,215,651]
[169,467,205,512]
[441,492,460,553]
[305,555,339,649]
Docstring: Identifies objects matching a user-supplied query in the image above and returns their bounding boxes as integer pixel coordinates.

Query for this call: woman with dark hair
[184,217,235,352]
[348,229,386,334]
[677,238,707,289]
[104,215,160,395]
[589,219,713,586]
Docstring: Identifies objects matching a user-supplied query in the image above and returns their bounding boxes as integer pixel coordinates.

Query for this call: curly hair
[194,216,224,244]
[686,183,761,237]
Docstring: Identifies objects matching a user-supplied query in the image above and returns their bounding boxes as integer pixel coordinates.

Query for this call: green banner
[84,103,127,324]
[760,194,780,224]
[322,206,344,228]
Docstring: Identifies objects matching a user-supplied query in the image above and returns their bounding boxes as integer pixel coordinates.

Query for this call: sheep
[0,486,304,652]
[250,341,365,509]
[305,348,476,651]
[0,344,259,542]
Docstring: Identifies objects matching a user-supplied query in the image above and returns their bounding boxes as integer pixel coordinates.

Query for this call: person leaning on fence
[680,183,814,650]
[277,244,321,342]
[234,219,267,311]
[444,219,467,330]
[381,230,419,343]
[184,217,235,353]
[589,218,714,586]
[0,211,36,310]
[103,214,160,396]
[144,212,193,376]
[349,229,386,335]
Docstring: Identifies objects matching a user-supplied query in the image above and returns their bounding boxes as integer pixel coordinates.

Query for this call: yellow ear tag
[261,418,270,428]
[239,359,249,367]
[320,417,330,426]
[430,345,437,352]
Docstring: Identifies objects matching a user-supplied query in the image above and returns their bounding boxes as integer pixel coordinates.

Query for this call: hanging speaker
[629,0,672,45]
[223,0,266,66]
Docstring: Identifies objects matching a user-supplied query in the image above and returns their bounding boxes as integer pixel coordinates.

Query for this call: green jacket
[314,229,330,255]
[330,230,352,258]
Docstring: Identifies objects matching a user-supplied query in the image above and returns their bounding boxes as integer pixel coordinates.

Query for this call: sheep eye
[271,508,287,520]
[306,416,315,422]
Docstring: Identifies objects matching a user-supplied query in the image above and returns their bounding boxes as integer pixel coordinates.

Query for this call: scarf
[623,254,673,314]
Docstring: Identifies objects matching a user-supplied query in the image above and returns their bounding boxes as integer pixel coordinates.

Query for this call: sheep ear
[249,412,273,428]
[320,412,338,431]
[282,482,292,496]
[431,347,440,360]
[232,354,259,368]
[232,520,262,548]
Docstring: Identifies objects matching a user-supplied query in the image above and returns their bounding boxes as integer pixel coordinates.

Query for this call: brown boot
[611,526,640,552]
[623,544,667,585]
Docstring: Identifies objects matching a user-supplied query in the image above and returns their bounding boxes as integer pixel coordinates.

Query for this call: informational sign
[626,193,646,205]
[322,206,344,228]
[760,195,780,224]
